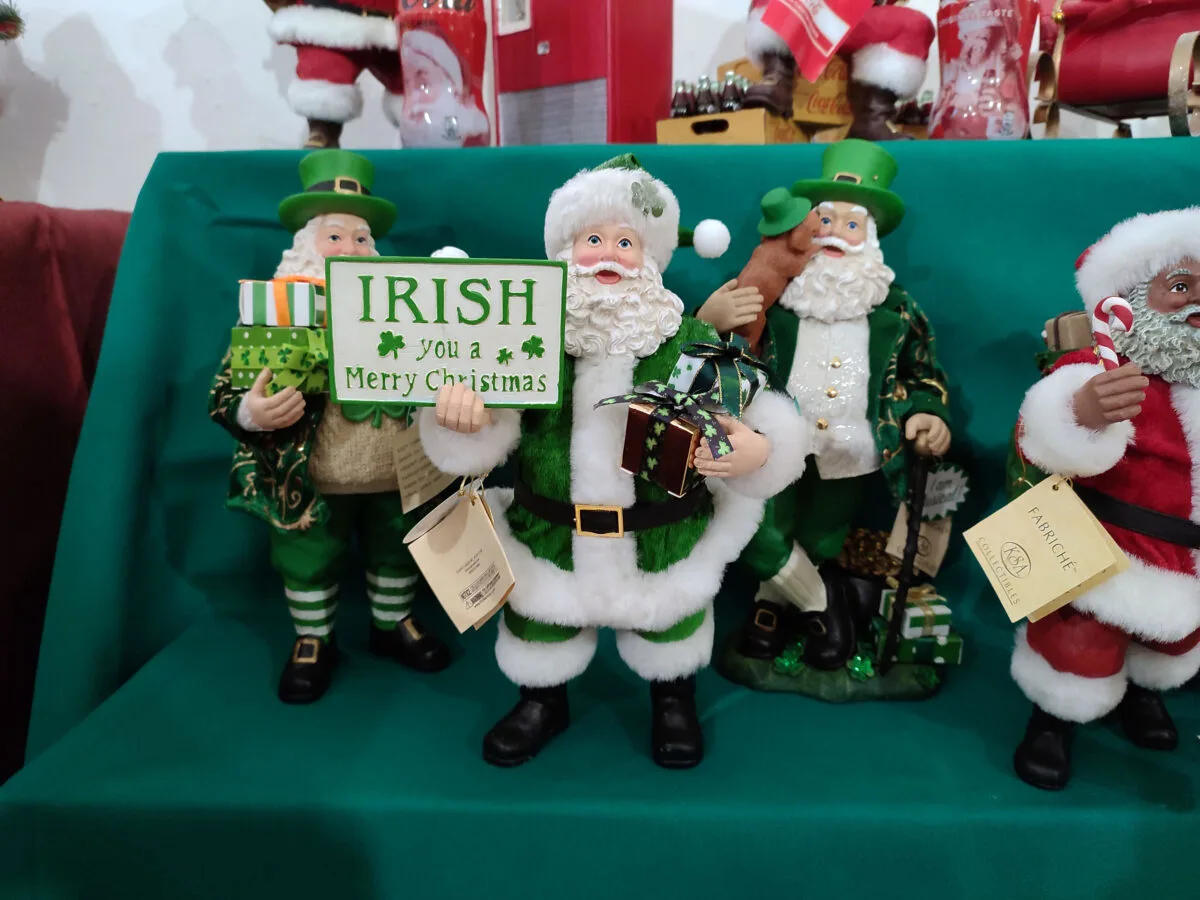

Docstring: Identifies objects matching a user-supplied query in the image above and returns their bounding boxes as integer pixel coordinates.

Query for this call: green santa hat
[544,153,729,271]
[277,149,398,237]
[791,139,905,237]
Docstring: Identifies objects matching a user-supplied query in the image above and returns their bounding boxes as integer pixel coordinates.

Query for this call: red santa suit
[269,0,403,128]
[1012,209,1200,724]
[746,0,935,101]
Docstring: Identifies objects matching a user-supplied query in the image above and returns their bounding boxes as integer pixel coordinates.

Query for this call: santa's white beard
[563,260,683,359]
[778,241,895,323]
[1113,280,1200,389]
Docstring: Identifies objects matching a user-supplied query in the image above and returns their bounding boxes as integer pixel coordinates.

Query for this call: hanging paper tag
[922,463,970,521]
[760,0,875,84]
[886,507,952,577]
[963,476,1129,623]
[404,485,514,633]
[393,420,457,514]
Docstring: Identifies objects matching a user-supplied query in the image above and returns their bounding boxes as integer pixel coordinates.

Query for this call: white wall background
[0,0,1171,212]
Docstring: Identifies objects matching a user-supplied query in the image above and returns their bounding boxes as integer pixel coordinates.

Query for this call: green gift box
[872,616,964,665]
[880,584,952,639]
[667,335,769,417]
[230,325,329,395]
[238,278,326,327]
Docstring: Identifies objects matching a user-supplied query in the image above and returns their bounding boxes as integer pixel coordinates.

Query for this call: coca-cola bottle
[695,76,719,115]
[670,80,693,118]
[720,72,741,112]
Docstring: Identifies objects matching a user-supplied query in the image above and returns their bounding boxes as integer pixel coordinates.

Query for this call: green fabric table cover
[3,143,1199,899]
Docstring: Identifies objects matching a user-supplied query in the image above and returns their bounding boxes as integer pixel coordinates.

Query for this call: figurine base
[715,634,942,703]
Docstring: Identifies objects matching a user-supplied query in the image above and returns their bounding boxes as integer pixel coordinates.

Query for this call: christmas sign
[325,257,567,408]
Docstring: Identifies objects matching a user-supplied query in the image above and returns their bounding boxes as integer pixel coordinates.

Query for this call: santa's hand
[905,413,951,458]
[695,280,764,332]
[435,383,492,434]
[244,368,306,430]
[1072,363,1148,430]
[693,416,770,478]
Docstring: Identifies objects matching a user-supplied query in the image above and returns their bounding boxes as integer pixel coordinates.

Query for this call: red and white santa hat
[1075,207,1200,314]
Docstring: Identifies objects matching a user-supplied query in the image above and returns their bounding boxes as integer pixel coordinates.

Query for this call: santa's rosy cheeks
[572,224,645,275]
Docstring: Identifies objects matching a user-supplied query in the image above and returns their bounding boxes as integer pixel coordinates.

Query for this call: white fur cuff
[745,5,792,68]
[850,45,927,99]
[1018,363,1133,477]
[418,407,522,477]
[1125,641,1200,691]
[494,617,598,687]
[1010,626,1126,723]
[718,389,809,499]
[270,5,398,51]
[615,609,714,681]
[287,78,363,124]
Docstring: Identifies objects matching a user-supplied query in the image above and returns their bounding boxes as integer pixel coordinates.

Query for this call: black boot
[1119,684,1179,750]
[829,566,885,635]
[368,617,452,673]
[743,51,796,119]
[304,118,343,149]
[846,81,912,141]
[278,635,338,705]
[483,684,570,767]
[801,568,856,670]
[737,599,788,660]
[650,676,704,769]
[1013,705,1074,791]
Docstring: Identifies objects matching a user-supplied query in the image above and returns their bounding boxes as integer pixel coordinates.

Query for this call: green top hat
[758,187,813,237]
[277,150,397,237]
[791,139,905,237]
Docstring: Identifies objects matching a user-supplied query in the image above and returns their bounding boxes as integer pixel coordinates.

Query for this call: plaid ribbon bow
[594,381,733,460]
[679,336,770,417]
[340,403,413,429]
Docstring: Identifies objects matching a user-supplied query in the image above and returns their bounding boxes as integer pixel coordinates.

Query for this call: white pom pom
[692,219,730,259]
[431,246,469,259]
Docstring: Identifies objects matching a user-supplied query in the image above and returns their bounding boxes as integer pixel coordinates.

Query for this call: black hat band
[309,178,372,196]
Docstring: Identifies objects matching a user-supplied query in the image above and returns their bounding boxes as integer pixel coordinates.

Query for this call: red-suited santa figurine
[267,0,402,149]
[1012,208,1200,791]
[744,0,934,140]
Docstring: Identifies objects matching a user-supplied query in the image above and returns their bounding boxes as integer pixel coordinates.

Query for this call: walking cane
[878,443,930,675]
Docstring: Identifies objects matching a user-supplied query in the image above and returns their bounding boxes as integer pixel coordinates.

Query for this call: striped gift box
[238,278,326,327]
[879,586,952,639]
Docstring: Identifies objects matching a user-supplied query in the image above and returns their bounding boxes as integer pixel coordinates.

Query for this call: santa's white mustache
[1167,303,1200,323]
[571,261,642,279]
[814,235,865,255]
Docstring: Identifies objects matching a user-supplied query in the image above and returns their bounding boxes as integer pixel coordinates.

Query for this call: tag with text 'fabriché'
[963,476,1129,623]
[404,484,514,633]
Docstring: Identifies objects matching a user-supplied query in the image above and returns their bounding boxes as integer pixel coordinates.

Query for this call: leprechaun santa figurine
[699,140,951,672]
[209,150,454,704]
[745,0,935,141]
[421,154,809,769]
[1010,208,1200,791]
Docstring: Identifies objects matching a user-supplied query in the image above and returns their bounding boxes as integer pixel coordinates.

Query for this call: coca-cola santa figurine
[1011,209,1200,790]
[744,0,935,141]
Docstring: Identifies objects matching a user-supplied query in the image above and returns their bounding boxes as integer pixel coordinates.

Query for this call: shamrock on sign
[521,335,545,359]
[497,347,514,365]
[377,331,405,359]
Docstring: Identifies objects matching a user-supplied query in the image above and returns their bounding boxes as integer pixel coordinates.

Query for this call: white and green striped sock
[285,585,339,641]
[366,571,417,631]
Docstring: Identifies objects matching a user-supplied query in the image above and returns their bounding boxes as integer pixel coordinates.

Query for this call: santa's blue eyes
[821,217,832,226]
[848,221,859,230]
[618,238,632,249]
[587,235,602,245]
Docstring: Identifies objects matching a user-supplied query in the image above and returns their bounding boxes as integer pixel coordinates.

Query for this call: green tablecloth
[3,143,1198,899]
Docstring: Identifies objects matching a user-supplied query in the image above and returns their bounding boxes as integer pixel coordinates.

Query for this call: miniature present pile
[230,277,329,395]
[872,582,964,666]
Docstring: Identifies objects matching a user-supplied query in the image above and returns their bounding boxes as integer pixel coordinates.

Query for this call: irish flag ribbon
[238,277,327,328]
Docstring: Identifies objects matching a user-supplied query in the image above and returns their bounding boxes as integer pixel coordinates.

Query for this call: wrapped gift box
[872,617,964,666]
[879,585,952,639]
[238,278,326,327]
[667,336,768,417]
[230,325,329,395]
[621,401,703,498]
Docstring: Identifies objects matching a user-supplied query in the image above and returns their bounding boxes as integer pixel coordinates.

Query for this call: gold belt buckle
[574,504,625,538]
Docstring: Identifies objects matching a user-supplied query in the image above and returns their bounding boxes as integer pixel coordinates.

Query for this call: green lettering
[538,373,547,392]
[345,366,365,388]
[500,278,536,326]
[386,276,424,323]
[433,277,448,324]
[367,371,379,390]
[458,278,491,326]
[358,275,374,322]
[470,341,481,359]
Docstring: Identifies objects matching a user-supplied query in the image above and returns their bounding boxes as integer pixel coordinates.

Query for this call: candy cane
[1093,296,1134,371]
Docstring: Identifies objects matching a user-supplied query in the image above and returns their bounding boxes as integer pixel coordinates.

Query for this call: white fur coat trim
[1073,555,1200,643]
[494,617,597,687]
[1125,640,1200,691]
[1075,208,1200,313]
[287,78,363,123]
[270,5,397,51]
[745,4,791,68]
[418,407,522,477]
[615,608,714,681]
[1018,361,1133,477]
[1170,382,1200,584]
[722,389,809,499]
[543,168,681,272]
[850,44,926,99]
[1010,626,1126,723]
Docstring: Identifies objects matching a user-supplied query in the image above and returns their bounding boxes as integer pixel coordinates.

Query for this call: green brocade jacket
[505,317,720,573]
[762,285,951,503]
[208,349,330,532]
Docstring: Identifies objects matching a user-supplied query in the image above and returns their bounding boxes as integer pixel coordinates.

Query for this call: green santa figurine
[209,150,456,704]
[698,140,952,671]
[420,155,810,769]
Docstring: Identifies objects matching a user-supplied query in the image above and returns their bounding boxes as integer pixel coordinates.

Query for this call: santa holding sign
[1011,208,1200,790]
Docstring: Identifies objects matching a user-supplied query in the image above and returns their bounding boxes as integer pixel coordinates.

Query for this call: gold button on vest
[826,387,838,398]
[816,418,829,430]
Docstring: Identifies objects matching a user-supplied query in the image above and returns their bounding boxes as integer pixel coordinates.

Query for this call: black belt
[513,478,706,537]
[303,0,392,18]
[1074,484,1200,550]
